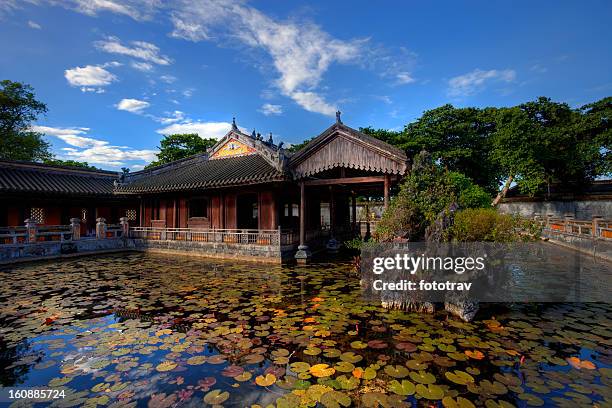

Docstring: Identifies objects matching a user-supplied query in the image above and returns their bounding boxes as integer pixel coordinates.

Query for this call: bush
[450,208,539,242]
[374,151,491,242]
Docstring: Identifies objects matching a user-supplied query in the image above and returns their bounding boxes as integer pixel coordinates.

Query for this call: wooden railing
[538,216,612,240]
[130,227,298,246]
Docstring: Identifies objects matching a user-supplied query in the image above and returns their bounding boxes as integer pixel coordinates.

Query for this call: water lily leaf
[484,400,515,408]
[395,342,417,352]
[290,362,311,373]
[361,392,388,408]
[388,379,415,396]
[336,375,359,390]
[203,389,229,405]
[384,364,409,378]
[255,373,277,387]
[320,390,351,408]
[340,352,362,363]
[442,396,476,408]
[518,393,544,406]
[566,357,596,370]
[445,370,475,385]
[234,371,252,382]
[48,377,72,387]
[310,364,335,378]
[416,383,444,400]
[350,341,367,349]
[406,360,429,370]
[367,339,387,349]
[304,347,322,356]
[334,361,355,373]
[465,350,485,360]
[186,355,207,365]
[409,370,435,384]
[155,361,177,372]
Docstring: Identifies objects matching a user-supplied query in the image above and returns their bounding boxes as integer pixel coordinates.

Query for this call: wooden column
[139,199,143,227]
[383,174,390,210]
[329,186,335,238]
[299,181,306,246]
[351,194,357,231]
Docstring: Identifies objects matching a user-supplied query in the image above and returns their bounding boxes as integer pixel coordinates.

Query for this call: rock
[444,301,479,322]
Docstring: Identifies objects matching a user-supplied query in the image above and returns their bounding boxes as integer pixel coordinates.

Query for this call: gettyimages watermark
[360,242,611,303]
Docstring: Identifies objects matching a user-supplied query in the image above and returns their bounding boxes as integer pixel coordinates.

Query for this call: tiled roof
[116,154,286,193]
[0,160,118,196]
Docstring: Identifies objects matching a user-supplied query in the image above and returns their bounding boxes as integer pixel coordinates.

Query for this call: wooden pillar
[329,186,335,238]
[383,174,390,210]
[299,181,306,246]
[173,199,177,228]
[295,181,311,262]
[351,194,357,232]
[139,199,143,227]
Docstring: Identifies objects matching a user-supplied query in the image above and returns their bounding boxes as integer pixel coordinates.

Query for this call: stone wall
[498,200,611,220]
[133,239,295,263]
[541,229,612,262]
[0,238,135,264]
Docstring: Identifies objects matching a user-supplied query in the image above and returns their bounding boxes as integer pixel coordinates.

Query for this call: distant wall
[498,200,611,220]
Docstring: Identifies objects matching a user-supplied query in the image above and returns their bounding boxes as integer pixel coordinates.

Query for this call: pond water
[0,253,610,407]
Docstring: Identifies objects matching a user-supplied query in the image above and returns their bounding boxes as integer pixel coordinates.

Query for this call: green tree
[375,151,489,242]
[363,106,501,195]
[0,80,51,161]
[490,97,608,204]
[42,159,99,170]
[286,137,313,153]
[147,133,217,168]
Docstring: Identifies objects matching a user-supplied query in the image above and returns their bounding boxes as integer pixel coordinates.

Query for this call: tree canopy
[0,80,51,162]
[146,133,217,168]
[363,96,611,203]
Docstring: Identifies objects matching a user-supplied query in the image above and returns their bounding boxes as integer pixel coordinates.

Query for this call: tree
[490,97,609,205]
[146,133,217,168]
[286,137,313,153]
[374,151,489,242]
[0,80,51,161]
[363,106,501,195]
[42,159,99,170]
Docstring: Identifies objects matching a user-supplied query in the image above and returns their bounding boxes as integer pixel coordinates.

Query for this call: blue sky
[1,1,611,170]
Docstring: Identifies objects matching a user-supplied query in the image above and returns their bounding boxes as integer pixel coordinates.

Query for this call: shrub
[374,151,491,242]
[450,208,539,242]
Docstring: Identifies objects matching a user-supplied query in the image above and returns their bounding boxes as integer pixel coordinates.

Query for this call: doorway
[237,193,258,229]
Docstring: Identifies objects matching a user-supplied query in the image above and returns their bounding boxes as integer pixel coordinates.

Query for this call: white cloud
[156,110,185,124]
[156,121,234,139]
[448,68,516,97]
[169,0,364,116]
[62,0,160,21]
[259,103,283,116]
[27,20,41,29]
[130,61,153,71]
[160,75,177,83]
[32,125,156,168]
[396,71,415,85]
[64,64,117,92]
[116,98,150,113]
[95,36,172,65]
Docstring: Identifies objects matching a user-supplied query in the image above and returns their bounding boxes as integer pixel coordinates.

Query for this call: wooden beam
[384,174,390,210]
[303,176,385,186]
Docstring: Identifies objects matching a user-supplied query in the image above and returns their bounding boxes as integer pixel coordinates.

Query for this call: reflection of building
[0,115,408,259]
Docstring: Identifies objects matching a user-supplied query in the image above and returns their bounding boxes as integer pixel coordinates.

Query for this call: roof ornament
[335,110,342,124]
[268,132,273,144]
[232,117,238,130]
[256,132,262,140]
[251,129,256,138]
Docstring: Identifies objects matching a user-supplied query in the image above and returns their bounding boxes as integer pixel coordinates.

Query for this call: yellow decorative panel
[210,138,256,159]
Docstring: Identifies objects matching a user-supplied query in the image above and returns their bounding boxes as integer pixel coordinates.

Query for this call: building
[0,114,408,260]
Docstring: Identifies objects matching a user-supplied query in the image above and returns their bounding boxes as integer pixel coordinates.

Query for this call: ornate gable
[210,138,256,159]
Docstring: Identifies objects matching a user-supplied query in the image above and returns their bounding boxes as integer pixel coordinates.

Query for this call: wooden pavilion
[0,113,408,260]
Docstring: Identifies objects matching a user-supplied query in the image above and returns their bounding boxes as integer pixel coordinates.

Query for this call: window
[189,198,208,218]
[292,204,299,217]
[125,209,137,221]
[30,208,45,224]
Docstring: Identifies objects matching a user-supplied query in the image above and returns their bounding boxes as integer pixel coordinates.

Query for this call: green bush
[450,208,539,242]
[374,151,491,242]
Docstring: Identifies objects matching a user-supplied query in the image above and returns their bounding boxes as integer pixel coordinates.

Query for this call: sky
[1,0,611,171]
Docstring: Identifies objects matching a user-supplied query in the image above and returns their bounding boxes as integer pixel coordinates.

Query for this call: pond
[0,253,610,407]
